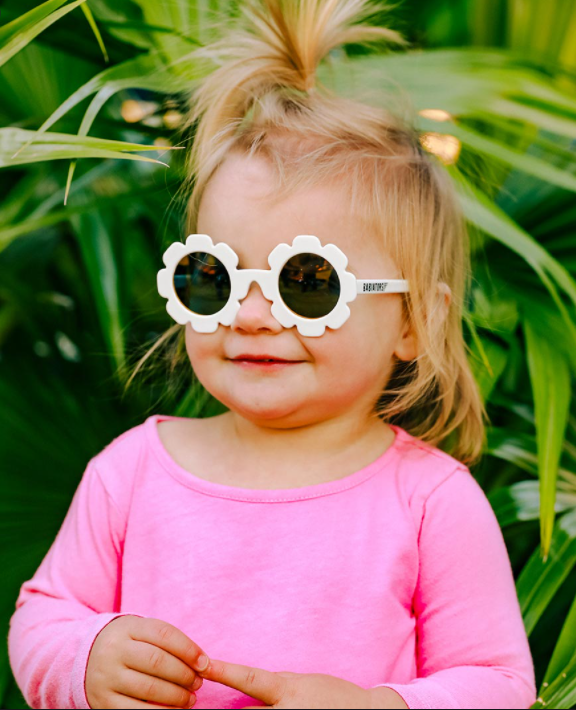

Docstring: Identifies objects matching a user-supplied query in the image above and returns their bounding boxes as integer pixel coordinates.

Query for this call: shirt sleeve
[372,466,538,710]
[7,458,145,709]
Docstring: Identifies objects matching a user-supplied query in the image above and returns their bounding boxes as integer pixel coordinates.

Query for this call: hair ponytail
[183,0,407,217]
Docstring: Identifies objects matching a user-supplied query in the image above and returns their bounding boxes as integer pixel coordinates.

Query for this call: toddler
[8,0,538,708]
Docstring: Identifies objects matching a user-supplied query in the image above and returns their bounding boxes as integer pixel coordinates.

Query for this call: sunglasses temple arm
[356,279,410,294]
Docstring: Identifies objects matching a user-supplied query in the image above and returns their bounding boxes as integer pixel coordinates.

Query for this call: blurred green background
[1,1,576,708]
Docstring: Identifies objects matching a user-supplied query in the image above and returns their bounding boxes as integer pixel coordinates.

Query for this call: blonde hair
[125,0,489,467]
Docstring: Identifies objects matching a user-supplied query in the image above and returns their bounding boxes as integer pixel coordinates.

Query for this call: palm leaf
[448,167,576,348]
[543,592,576,688]
[79,2,109,63]
[524,315,572,559]
[485,428,540,476]
[489,481,576,527]
[533,651,576,708]
[0,0,88,68]
[517,506,576,637]
[11,42,204,162]
[67,209,126,381]
[416,115,576,193]
[0,126,178,169]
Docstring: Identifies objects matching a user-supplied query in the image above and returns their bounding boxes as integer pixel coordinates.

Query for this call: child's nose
[231,282,283,334]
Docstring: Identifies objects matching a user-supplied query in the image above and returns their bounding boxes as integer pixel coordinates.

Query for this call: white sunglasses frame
[157,233,410,337]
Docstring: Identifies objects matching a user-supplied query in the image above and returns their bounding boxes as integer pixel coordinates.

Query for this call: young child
[8,1,538,708]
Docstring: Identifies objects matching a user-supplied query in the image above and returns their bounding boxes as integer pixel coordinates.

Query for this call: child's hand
[85,616,209,709]
[197,657,374,709]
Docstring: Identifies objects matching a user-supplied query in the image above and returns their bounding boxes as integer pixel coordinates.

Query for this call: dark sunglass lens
[173,252,231,316]
[279,253,340,318]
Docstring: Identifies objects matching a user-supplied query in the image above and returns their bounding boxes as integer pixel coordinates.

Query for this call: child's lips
[229,359,303,369]
[228,353,301,362]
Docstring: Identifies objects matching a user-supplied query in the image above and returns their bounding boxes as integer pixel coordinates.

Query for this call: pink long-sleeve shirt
[8,413,537,709]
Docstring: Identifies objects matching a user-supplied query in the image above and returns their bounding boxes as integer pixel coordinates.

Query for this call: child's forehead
[197,153,393,271]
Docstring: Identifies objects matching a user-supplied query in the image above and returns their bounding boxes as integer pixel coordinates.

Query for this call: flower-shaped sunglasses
[157,234,410,337]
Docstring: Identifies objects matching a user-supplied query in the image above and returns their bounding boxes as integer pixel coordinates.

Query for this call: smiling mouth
[232,358,297,363]
[229,359,303,367]
[228,354,304,363]
[232,357,300,365]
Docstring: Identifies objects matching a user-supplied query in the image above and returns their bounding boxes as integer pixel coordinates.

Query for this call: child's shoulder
[89,412,214,484]
[392,424,473,502]
[394,427,499,541]
[87,415,156,504]
[92,416,150,465]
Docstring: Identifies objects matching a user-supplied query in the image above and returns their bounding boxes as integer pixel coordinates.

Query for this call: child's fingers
[111,692,185,709]
[200,658,285,706]
[123,639,202,692]
[128,618,210,673]
[115,667,196,709]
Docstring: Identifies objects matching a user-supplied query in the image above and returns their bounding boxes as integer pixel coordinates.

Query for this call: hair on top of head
[128,0,488,467]
[182,0,410,201]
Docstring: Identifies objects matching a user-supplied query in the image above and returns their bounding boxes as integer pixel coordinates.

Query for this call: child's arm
[370,466,538,710]
[7,458,144,709]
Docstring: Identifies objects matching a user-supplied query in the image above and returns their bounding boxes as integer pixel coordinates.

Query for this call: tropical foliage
[1,1,575,707]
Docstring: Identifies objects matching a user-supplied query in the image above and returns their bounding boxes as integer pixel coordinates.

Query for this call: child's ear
[393,282,452,362]
[434,282,452,330]
[437,281,452,324]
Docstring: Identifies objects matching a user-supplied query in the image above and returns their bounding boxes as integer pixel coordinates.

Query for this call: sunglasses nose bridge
[234,268,276,301]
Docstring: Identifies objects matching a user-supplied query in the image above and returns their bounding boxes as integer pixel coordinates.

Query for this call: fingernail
[195,654,209,671]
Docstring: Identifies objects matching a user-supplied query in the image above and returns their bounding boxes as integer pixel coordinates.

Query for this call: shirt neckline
[145,413,407,503]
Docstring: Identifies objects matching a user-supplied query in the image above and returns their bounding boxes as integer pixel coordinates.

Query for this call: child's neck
[212,410,395,489]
